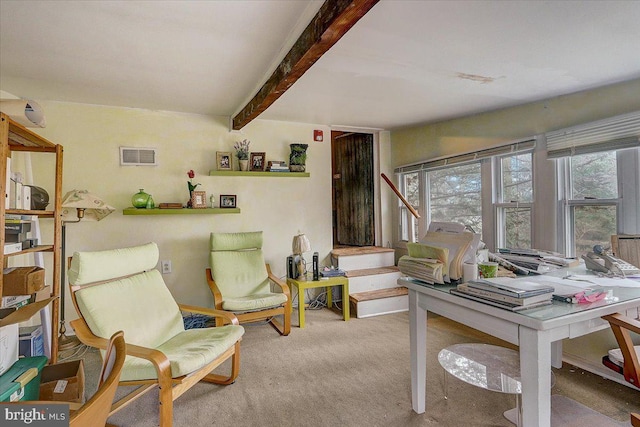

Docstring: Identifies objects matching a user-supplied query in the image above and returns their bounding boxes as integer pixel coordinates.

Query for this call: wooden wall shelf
[209,170,309,177]
[123,207,240,215]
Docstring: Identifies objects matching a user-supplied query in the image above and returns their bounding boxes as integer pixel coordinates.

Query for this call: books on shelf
[267,161,290,172]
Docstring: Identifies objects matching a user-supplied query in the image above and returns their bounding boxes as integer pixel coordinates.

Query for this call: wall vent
[120,147,157,166]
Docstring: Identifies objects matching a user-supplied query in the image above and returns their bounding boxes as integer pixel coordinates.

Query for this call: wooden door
[332,132,374,246]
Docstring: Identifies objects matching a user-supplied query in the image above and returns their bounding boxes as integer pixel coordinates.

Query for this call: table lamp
[59,190,115,351]
[292,233,311,280]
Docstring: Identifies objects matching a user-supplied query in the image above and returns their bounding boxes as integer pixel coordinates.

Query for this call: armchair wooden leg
[158,389,173,427]
[202,342,241,385]
[268,309,291,336]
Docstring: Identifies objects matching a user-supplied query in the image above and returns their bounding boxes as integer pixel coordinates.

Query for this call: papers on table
[563,274,640,288]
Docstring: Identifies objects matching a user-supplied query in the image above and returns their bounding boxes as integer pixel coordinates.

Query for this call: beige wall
[9,101,343,323]
[391,78,640,169]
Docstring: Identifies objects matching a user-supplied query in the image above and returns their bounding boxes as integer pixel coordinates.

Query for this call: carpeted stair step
[346,266,402,294]
[349,286,408,318]
[331,246,395,270]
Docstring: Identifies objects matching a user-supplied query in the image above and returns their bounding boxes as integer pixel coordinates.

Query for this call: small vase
[239,159,249,171]
[132,189,150,209]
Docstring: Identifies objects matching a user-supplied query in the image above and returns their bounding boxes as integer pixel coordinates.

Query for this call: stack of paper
[398,243,448,284]
[420,231,474,281]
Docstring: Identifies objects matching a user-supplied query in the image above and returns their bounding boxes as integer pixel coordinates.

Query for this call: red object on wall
[314,130,323,142]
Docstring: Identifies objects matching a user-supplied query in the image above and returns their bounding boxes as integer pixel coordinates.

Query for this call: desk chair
[68,242,244,427]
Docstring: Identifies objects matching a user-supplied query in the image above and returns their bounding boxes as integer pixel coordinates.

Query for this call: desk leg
[520,327,551,427]
[551,340,562,369]
[342,282,350,321]
[409,289,427,414]
[327,286,333,308]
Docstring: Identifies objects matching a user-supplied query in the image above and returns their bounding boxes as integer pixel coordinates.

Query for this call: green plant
[234,139,250,160]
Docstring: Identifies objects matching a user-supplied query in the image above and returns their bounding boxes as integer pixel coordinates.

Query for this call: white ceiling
[2,0,640,131]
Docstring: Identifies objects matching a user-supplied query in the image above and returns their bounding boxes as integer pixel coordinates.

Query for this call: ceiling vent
[120,147,157,166]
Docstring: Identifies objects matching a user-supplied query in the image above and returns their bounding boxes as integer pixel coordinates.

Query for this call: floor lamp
[59,189,115,351]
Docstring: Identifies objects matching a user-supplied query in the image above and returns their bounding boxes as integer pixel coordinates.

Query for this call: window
[548,111,640,257]
[399,172,419,242]
[395,140,535,247]
[562,151,619,256]
[495,152,534,249]
[428,163,482,235]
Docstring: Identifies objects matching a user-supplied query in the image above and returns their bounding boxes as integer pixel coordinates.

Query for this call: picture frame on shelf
[220,194,237,208]
[250,152,266,171]
[216,152,232,171]
[191,191,207,208]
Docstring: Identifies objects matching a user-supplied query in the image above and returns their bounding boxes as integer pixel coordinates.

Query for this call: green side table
[287,274,349,328]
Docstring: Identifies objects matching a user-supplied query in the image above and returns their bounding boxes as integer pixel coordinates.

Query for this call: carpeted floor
[63,308,639,427]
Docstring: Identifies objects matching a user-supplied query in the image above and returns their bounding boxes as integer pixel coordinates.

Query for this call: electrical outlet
[161,260,172,274]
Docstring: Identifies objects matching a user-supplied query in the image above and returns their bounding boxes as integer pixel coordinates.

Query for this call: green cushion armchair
[206,231,291,335]
[68,242,244,427]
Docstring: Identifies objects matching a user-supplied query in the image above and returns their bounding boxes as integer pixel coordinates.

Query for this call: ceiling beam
[232,0,379,130]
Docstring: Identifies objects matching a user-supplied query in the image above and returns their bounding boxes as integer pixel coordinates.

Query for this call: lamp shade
[292,234,311,255]
[61,189,115,221]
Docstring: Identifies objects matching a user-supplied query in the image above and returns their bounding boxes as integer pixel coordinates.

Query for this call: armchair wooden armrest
[71,317,171,369]
[266,264,291,300]
[178,304,240,325]
[205,268,224,310]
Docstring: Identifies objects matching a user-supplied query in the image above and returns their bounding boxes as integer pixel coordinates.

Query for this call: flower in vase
[187,170,200,193]
[233,139,251,160]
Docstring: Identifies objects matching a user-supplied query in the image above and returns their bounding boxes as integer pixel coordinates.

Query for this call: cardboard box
[33,285,52,302]
[2,266,45,296]
[39,360,85,403]
[1,294,31,309]
[0,298,55,375]
[19,325,44,357]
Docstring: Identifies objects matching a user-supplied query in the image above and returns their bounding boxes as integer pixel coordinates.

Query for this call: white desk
[400,276,640,427]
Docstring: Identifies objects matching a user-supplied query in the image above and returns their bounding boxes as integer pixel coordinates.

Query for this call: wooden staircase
[330,247,406,318]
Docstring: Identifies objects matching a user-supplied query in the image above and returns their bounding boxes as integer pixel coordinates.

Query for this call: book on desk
[451,278,555,311]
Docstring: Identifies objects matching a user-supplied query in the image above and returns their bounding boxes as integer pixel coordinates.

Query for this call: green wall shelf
[123,207,240,215]
[208,170,309,177]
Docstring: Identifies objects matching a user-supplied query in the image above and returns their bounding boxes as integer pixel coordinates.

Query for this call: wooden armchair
[601,313,640,426]
[70,330,125,427]
[68,242,244,427]
[206,231,291,335]
[14,331,126,427]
